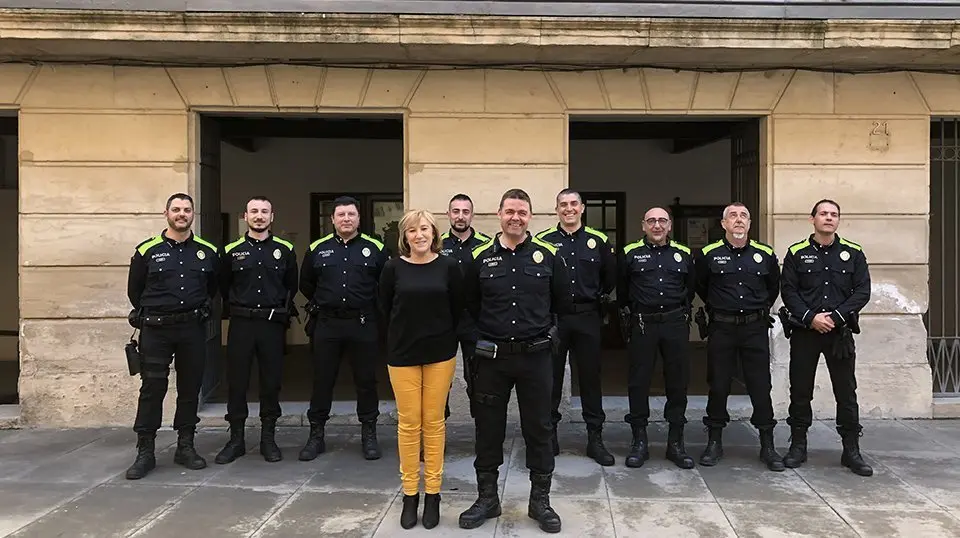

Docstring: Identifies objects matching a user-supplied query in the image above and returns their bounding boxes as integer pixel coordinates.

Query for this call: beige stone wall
[4,63,959,426]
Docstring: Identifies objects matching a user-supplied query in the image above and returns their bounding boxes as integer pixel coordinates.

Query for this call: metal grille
[928,118,960,395]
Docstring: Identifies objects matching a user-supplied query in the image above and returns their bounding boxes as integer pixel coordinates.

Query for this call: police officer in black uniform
[441,193,490,417]
[459,189,572,534]
[535,188,616,466]
[215,196,298,465]
[780,199,873,476]
[695,202,784,472]
[618,207,696,469]
[298,195,389,462]
[125,193,219,480]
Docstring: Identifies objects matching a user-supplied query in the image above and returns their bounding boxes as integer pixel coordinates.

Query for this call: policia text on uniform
[123,192,873,534]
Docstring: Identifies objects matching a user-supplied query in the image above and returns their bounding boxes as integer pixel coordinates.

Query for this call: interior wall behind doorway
[0,132,18,403]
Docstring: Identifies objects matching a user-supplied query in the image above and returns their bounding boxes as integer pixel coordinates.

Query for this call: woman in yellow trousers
[379,209,464,530]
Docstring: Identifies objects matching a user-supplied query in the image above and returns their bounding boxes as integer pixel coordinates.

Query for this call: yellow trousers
[388,357,456,495]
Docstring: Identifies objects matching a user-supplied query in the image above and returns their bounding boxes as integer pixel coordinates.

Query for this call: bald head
[642,206,672,246]
[644,207,669,221]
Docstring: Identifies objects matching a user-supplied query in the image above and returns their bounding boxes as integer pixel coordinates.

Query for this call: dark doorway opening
[568,117,762,398]
[197,114,404,407]
[0,115,17,405]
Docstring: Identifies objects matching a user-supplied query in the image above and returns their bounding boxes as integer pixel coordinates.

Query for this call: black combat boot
[551,426,560,456]
[173,427,207,470]
[458,471,501,529]
[840,431,873,477]
[260,418,282,463]
[298,421,326,461]
[361,421,381,460]
[699,427,723,466]
[624,424,649,468]
[586,427,615,466]
[758,427,785,472]
[422,493,441,529]
[665,423,695,469]
[527,472,562,534]
[214,420,246,464]
[783,427,808,469]
[400,493,419,529]
[125,433,156,480]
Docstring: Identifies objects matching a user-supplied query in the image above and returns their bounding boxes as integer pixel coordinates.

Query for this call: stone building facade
[1,8,956,427]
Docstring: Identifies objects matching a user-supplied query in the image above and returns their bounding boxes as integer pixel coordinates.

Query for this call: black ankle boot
[759,427,785,472]
[458,471,501,529]
[699,427,723,466]
[625,424,649,468]
[125,433,156,480]
[666,423,695,469]
[298,421,325,461]
[422,493,441,529]
[215,420,245,464]
[173,427,207,470]
[783,427,808,469]
[841,431,873,477]
[527,472,561,533]
[260,418,282,463]
[400,493,419,529]
[586,428,615,466]
[361,421,381,460]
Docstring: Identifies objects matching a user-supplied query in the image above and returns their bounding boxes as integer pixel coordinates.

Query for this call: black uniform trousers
[307,315,380,425]
[133,320,207,434]
[625,316,690,427]
[550,310,605,430]
[446,315,478,419]
[703,319,777,430]
[786,328,861,435]
[474,349,554,475]
[224,317,286,423]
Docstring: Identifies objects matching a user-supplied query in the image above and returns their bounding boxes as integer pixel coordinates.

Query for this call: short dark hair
[449,193,473,207]
[811,199,840,217]
[499,188,532,211]
[166,193,194,210]
[556,188,582,205]
[245,196,273,212]
[333,195,360,213]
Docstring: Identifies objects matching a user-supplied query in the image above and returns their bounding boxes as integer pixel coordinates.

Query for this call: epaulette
[361,233,385,251]
[623,239,644,255]
[669,240,691,255]
[788,238,811,255]
[474,231,491,242]
[534,228,555,240]
[531,236,557,255]
[271,236,294,251]
[472,238,496,259]
[839,237,862,252]
[136,235,163,256]
[224,237,246,254]
[702,240,724,255]
[584,227,608,243]
[192,235,217,253]
[749,239,774,256]
[309,233,334,251]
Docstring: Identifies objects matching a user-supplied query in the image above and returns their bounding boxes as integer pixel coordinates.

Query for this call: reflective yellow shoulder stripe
[136,236,163,256]
[670,240,691,255]
[193,235,218,253]
[788,239,810,255]
[224,237,245,254]
[271,236,294,250]
[839,237,862,251]
[441,232,450,240]
[474,231,491,241]
[534,228,554,240]
[472,239,495,259]
[623,240,644,255]
[701,240,724,255]
[309,233,334,251]
[361,233,385,251]
[584,226,608,243]
[750,240,773,256]
[531,236,558,255]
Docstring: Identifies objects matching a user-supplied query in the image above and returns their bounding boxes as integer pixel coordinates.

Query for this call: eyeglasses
[644,218,670,226]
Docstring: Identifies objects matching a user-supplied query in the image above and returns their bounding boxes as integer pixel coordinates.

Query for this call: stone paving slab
[2,420,960,537]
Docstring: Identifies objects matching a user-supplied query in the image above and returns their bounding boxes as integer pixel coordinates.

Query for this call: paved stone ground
[1,419,960,537]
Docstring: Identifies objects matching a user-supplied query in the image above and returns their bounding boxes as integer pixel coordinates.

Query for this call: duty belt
[568,302,600,314]
[141,309,204,326]
[230,306,287,321]
[634,306,686,324]
[488,337,551,356]
[710,311,765,325]
[319,307,366,319]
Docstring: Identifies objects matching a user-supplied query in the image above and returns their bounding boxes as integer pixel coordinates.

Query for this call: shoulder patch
[136,235,163,256]
[584,226,609,243]
[192,235,217,253]
[669,240,691,255]
[839,237,862,251]
[361,233,385,251]
[788,238,810,255]
[702,240,724,255]
[472,238,496,259]
[749,240,773,256]
[531,236,558,255]
[623,240,644,255]
[224,237,246,254]
[271,236,294,251]
[310,233,334,252]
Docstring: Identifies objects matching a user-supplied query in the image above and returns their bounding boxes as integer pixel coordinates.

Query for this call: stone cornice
[0,10,956,50]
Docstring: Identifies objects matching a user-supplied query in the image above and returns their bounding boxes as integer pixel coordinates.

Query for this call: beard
[451,220,469,232]
[248,221,269,233]
[167,217,191,231]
